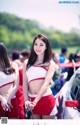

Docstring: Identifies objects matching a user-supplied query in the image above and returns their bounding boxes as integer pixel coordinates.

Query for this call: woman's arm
[0,95,4,101]
[23,59,29,101]
[34,60,56,104]
[7,62,19,104]
[23,59,32,110]
[0,95,9,111]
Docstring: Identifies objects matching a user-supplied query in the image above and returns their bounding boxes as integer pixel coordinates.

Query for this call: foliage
[0,12,80,53]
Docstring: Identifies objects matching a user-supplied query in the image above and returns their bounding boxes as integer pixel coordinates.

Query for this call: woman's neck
[35,58,43,65]
[35,60,43,65]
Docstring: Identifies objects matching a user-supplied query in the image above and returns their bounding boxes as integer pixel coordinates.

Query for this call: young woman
[23,34,57,119]
[0,43,19,118]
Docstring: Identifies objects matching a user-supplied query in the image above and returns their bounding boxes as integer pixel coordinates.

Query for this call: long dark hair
[27,34,52,68]
[0,42,15,74]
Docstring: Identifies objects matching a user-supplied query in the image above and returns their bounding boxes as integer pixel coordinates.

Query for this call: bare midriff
[28,79,45,94]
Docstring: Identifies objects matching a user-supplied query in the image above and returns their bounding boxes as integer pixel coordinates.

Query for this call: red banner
[58,62,80,68]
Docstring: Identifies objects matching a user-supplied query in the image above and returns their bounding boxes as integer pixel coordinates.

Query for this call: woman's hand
[30,101,36,110]
[1,97,9,111]
[25,100,36,110]
[25,100,32,110]
[7,98,13,111]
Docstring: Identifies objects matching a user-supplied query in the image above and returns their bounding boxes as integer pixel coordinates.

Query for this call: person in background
[59,47,68,73]
[0,43,19,118]
[51,53,61,95]
[52,53,61,80]
[20,49,30,63]
[59,47,69,86]
[23,34,57,119]
[11,50,25,119]
[66,53,80,81]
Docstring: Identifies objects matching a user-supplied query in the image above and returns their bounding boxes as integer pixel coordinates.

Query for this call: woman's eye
[40,44,43,46]
[34,43,37,45]
[34,43,43,46]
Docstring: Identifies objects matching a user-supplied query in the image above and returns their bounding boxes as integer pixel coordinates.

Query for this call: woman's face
[34,38,46,56]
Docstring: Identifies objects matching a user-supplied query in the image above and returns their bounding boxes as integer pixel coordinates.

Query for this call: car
[56,67,80,119]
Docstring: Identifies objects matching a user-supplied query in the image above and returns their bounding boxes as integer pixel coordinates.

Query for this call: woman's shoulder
[49,59,56,67]
[23,59,28,65]
[39,59,55,69]
[11,61,18,69]
[45,59,56,72]
[23,59,29,70]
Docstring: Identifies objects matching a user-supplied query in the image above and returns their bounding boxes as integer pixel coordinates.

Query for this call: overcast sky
[0,0,80,32]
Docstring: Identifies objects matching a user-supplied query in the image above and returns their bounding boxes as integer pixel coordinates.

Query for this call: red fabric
[13,60,25,119]
[0,98,18,118]
[65,100,78,107]
[58,95,61,104]
[59,62,80,68]
[19,69,23,86]
[29,94,55,115]
[16,85,25,119]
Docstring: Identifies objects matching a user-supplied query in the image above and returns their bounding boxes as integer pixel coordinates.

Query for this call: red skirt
[29,94,56,115]
[0,97,18,118]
